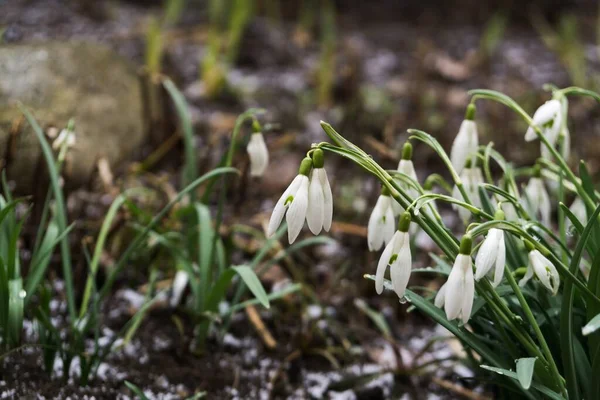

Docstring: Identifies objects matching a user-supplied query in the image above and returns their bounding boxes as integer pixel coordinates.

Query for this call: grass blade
[232,265,269,309]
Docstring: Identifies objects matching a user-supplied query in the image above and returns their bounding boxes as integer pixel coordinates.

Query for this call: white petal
[368,196,386,251]
[518,264,534,287]
[461,264,475,324]
[492,232,506,288]
[319,169,334,232]
[170,269,189,307]
[451,120,478,173]
[390,197,404,216]
[375,231,400,294]
[382,201,396,246]
[267,175,303,237]
[570,197,587,223]
[398,159,418,182]
[286,176,309,243]
[444,254,470,321]
[390,233,411,298]
[530,250,555,294]
[525,100,561,141]
[306,169,324,234]
[474,229,499,281]
[434,283,447,308]
[247,133,269,177]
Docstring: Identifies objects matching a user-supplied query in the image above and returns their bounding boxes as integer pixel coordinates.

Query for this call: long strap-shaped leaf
[561,203,600,399]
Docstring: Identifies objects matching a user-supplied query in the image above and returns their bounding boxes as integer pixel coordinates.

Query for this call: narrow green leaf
[7,278,24,347]
[232,265,269,309]
[515,357,536,390]
[354,298,391,338]
[228,283,301,313]
[124,381,150,400]
[194,202,214,311]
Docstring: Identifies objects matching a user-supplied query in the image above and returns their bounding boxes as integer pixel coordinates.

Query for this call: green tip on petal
[401,142,413,160]
[312,148,324,168]
[532,164,541,178]
[459,234,473,255]
[465,103,476,121]
[398,211,411,232]
[298,157,313,176]
[252,118,261,133]
[464,158,473,169]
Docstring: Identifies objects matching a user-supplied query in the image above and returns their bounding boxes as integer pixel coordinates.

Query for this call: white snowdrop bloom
[267,157,312,243]
[452,166,484,222]
[519,248,560,295]
[52,128,76,150]
[368,190,396,251]
[440,236,475,324]
[524,172,551,227]
[474,228,506,287]
[391,143,419,217]
[500,201,519,222]
[247,132,269,177]
[525,99,562,142]
[540,98,570,161]
[375,212,412,298]
[170,269,189,308]
[566,197,587,231]
[306,149,333,234]
[450,104,479,174]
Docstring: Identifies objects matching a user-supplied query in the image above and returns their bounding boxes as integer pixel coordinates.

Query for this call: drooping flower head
[307,149,334,235]
[435,235,475,324]
[452,159,484,223]
[247,132,269,177]
[525,98,570,161]
[391,142,419,217]
[375,212,412,298]
[267,157,312,243]
[519,241,560,295]
[523,165,551,227]
[474,210,506,288]
[368,186,396,251]
[450,104,479,174]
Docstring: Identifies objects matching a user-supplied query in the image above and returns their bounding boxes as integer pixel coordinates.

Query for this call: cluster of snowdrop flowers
[267,149,333,243]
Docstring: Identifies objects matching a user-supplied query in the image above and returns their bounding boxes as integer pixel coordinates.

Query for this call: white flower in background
[525,99,562,143]
[52,128,76,150]
[566,197,587,231]
[524,169,551,226]
[247,132,269,177]
[474,228,506,287]
[375,212,412,298]
[436,236,475,324]
[307,149,333,234]
[268,157,312,243]
[170,269,189,308]
[391,143,419,217]
[540,98,570,161]
[368,189,396,251]
[452,165,484,222]
[519,247,560,295]
[450,104,479,174]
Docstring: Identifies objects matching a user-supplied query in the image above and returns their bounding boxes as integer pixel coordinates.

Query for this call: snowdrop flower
[436,235,475,324]
[247,132,269,177]
[519,242,560,295]
[368,187,396,251]
[170,269,189,308]
[52,128,76,150]
[524,166,551,226]
[452,162,484,222]
[375,212,412,298]
[307,149,333,234]
[450,104,479,174]
[474,225,506,288]
[391,143,419,217]
[539,98,570,161]
[268,157,312,243]
[525,99,562,143]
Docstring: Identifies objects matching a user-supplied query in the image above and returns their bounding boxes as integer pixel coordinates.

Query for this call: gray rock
[0,41,145,192]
